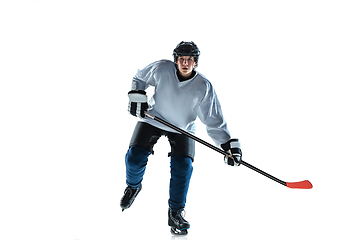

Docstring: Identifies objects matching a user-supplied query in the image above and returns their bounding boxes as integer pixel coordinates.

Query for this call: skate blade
[170,227,188,235]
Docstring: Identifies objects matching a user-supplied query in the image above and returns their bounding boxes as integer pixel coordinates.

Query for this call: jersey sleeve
[196,81,231,147]
[131,61,160,91]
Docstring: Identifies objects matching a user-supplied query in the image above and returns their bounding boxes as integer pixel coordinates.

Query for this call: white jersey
[131,59,231,146]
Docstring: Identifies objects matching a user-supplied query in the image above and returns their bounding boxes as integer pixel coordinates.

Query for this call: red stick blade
[286,180,313,189]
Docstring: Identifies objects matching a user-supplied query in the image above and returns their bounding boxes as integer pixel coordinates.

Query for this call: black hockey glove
[128,90,148,118]
[221,139,242,167]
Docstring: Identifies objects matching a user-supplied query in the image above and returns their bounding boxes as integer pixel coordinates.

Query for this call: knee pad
[126,146,151,166]
[170,156,193,175]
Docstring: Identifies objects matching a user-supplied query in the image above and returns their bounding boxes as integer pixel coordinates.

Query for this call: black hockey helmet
[173,41,200,65]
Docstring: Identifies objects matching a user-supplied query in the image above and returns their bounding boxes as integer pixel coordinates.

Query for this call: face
[176,56,197,78]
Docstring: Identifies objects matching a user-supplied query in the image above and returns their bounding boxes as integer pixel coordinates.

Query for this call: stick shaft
[145,112,287,186]
[145,112,227,155]
[240,161,286,186]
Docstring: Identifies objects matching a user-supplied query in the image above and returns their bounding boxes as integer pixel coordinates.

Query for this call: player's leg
[121,122,162,211]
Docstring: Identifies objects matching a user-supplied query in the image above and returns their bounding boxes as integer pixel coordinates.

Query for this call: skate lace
[178,208,186,220]
[124,186,134,197]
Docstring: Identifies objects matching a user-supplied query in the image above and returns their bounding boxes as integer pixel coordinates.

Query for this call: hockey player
[120,41,242,235]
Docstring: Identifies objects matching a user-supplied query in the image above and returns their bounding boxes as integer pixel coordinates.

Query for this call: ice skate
[120,183,142,211]
[168,208,190,235]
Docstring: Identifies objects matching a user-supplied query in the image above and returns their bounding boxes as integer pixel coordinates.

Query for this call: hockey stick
[145,112,312,189]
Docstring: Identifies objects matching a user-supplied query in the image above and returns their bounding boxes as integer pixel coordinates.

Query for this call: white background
[1,0,359,239]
